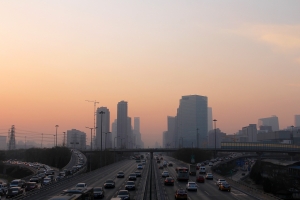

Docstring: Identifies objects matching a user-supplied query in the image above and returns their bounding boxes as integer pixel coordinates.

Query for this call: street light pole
[213,119,217,158]
[55,125,59,147]
[291,125,294,145]
[99,111,105,151]
[196,128,199,148]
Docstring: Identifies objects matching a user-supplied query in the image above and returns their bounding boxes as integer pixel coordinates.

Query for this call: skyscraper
[176,95,208,148]
[96,107,110,150]
[112,119,117,148]
[134,117,143,148]
[258,116,279,131]
[167,116,176,148]
[117,101,128,148]
[295,115,300,127]
[207,107,213,132]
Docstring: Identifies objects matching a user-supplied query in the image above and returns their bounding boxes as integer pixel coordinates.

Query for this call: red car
[196,175,205,183]
[25,182,38,191]
[175,188,188,200]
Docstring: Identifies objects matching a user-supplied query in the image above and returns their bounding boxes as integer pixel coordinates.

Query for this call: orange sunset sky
[1,1,300,147]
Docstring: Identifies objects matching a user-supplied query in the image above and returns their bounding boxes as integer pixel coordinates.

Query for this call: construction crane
[85,100,99,148]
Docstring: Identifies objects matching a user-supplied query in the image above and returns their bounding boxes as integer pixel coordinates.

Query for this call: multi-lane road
[21,154,266,200]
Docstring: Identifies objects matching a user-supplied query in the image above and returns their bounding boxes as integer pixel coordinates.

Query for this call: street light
[291,125,294,145]
[213,119,217,158]
[55,125,59,147]
[99,111,105,151]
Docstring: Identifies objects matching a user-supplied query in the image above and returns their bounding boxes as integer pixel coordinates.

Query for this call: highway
[21,155,267,200]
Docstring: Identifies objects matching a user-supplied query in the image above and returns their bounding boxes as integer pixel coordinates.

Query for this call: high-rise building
[117,101,128,148]
[258,116,279,131]
[207,107,213,132]
[167,116,176,148]
[112,119,117,148]
[208,129,225,148]
[127,117,133,148]
[133,117,143,148]
[176,95,208,148]
[242,124,257,142]
[295,115,300,127]
[66,129,86,150]
[96,107,110,150]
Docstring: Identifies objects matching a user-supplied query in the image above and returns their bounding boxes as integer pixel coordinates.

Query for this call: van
[199,167,206,174]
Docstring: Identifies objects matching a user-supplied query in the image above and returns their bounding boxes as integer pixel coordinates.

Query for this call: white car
[186,182,197,191]
[205,173,213,180]
[208,162,213,166]
[137,164,143,169]
[161,171,169,177]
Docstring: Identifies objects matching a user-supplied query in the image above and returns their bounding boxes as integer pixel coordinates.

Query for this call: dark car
[158,165,163,169]
[6,187,23,198]
[164,177,175,186]
[93,187,104,199]
[128,173,137,181]
[103,180,115,188]
[196,175,205,183]
[175,188,188,200]
[125,181,135,190]
[168,162,173,167]
[117,171,125,178]
[134,171,141,177]
[25,182,38,191]
[29,176,40,183]
[117,190,130,200]
[219,182,231,192]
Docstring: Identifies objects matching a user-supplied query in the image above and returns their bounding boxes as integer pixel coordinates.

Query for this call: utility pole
[85,100,99,147]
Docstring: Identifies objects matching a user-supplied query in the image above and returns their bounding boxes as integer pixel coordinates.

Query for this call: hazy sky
[1,1,300,147]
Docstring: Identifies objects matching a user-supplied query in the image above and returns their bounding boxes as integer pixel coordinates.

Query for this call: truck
[189,164,197,176]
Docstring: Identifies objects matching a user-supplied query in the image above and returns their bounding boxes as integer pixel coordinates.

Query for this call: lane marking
[204,190,209,195]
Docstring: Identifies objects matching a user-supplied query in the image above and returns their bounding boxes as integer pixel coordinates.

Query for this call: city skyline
[1,1,300,147]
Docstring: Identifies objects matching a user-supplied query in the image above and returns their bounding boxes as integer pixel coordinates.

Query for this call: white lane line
[204,190,209,195]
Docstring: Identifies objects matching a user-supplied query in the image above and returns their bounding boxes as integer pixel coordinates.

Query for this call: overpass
[82,142,300,155]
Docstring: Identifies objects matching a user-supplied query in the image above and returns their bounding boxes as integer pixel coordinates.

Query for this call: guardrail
[135,160,150,199]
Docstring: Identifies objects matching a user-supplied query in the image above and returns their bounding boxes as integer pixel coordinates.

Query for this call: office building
[295,115,300,127]
[208,107,213,132]
[208,129,226,148]
[96,107,111,150]
[112,119,117,148]
[66,129,86,150]
[258,116,279,131]
[117,101,128,148]
[176,95,208,148]
[134,117,144,148]
[242,124,257,142]
[167,116,176,148]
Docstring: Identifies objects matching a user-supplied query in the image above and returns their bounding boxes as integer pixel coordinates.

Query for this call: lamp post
[55,125,59,147]
[291,125,294,145]
[213,119,217,158]
[99,111,105,151]
[196,128,199,148]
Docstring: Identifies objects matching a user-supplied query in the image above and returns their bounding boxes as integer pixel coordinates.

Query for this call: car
[186,182,197,191]
[219,182,231,192]
[75,183,87,189]
[9,179,25,188]
[161,171,169,177]
[158,165,163,169]
[29,176,40,183]
[0,183,8,196]
[196,175,205,183]
[125,181,135,190]
[6,187,23,198]
[117,171,125,178]
[157,160,161,163]
[104,180,115,188]
[134,171,141,177]
[25,182,38,191]
[137,164,143,169]
[117,190,130,200]
[128,173,137,181]
[42,177,52,185]
[216,179,227,186]
[168,162,173,167]
[164,177,175,186]
[93,187,105,199]
[175,188,188,200]
[199,167,206,174]
[208,162,213,166]
[205,173,213,180]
